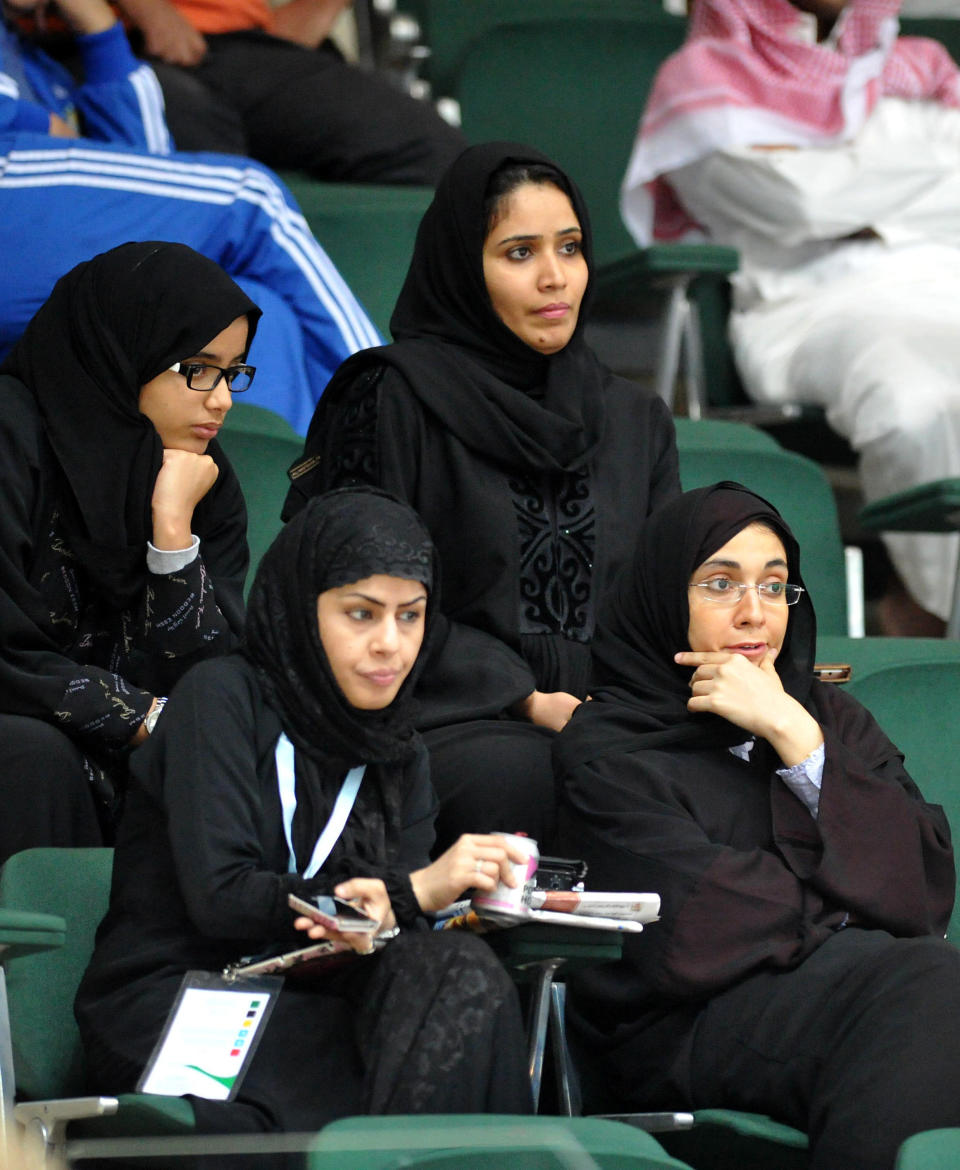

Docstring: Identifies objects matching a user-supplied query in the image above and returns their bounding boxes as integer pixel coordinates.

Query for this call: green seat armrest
[69,1092,197,1138]
[859,479,960,534]
[0,910,66,957]
[594,245,739,309]
[638,243,740,276]
[659,1108,809,1170]
[691,1109,809,1147]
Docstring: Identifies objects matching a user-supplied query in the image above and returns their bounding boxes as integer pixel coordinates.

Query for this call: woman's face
[138,315,248,453]
[316,573,428,710]
[482,181,589,356]
[687,523,790,665]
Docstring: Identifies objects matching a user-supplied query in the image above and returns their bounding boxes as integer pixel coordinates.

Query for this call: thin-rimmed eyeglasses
[689,581,804,606]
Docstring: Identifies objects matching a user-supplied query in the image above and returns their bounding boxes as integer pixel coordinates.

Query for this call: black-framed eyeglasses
[169,361,256,392]
[689,581,805,607]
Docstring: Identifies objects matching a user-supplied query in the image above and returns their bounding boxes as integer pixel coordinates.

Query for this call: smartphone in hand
[287,893,379,933]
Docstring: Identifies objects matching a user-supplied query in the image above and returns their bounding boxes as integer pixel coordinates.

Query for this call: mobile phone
[813,663,852,683]
[287,893,379,933]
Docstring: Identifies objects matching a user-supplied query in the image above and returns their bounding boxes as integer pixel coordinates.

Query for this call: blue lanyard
[275,732,365,878]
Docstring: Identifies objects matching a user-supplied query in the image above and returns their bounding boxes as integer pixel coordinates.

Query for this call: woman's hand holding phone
[290,879,394,953]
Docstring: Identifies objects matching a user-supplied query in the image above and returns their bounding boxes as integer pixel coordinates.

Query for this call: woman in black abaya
[284,142,680,852]
[76,487,531,1134]
[0,241,260,861]
[554,482,960,1170]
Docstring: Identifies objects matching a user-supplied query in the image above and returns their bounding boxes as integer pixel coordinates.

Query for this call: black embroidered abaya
[0,241,260,862]
[283,142,681,852]
[76,488,531,1136]
[554,483,960,1170]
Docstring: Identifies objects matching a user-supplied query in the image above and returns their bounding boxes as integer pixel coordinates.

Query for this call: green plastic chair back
[0,847,113,1100]
[310,1114,695,1169]
[677,444,848,636]
[0,848,197,1142]
[846,661,960,943]
[279,176,433,339]
[408,1,674,99]
[227,399,302,442]
[217,402,303,591]
[452,14,686,268]
[673,417,780,453]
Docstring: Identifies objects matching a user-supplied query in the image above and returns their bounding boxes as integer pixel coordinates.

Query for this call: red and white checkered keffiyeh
[622,0,960,243]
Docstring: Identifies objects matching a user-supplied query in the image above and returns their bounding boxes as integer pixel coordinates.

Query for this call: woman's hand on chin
[675,649,822,766]
[409,833,529,913]
[676,648,784,734]
[513,689,582,731]
[151,449,220,549]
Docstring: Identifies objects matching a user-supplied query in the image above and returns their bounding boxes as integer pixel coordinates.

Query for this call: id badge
[137,970,281,1101]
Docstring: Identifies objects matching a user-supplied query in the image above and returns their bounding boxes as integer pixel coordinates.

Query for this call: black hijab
[290,141,611,488]
[554,482,817,773]
[244,487,436,875]
[2,241,261,606]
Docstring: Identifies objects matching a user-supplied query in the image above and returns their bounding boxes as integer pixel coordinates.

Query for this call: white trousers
[732,243,960,621]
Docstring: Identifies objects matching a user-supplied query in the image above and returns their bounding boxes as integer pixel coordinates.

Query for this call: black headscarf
[554,483,817,773]
[244,487,436,876]
[2,241,261,606]
[289,141,611,490]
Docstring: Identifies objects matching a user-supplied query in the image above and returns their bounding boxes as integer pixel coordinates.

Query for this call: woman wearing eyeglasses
[0,240,261,864]
[554,481,960,1170]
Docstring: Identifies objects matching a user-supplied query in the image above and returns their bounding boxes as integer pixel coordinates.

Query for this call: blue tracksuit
[0,19,380,434]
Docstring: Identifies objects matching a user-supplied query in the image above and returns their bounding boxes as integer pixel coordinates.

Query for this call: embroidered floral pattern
[509,468,596,641]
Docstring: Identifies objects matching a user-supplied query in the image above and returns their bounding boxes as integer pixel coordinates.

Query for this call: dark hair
[482,161,575,237]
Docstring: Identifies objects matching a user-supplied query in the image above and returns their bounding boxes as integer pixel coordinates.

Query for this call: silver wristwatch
[143,696,168,735]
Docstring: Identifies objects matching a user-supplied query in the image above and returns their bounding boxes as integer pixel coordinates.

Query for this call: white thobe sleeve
[666,99,960,250]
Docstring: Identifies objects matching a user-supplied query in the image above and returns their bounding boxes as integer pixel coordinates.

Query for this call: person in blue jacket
[0,0,380,435]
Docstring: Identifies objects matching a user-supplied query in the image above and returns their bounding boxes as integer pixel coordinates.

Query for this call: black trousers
[146,32,467,186]
[617,928,960,1170]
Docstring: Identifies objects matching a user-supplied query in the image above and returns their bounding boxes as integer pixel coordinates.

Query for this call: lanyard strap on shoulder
[275,732,365,879]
